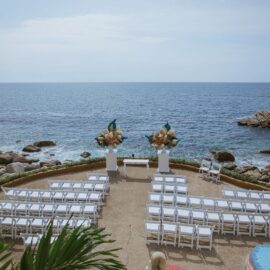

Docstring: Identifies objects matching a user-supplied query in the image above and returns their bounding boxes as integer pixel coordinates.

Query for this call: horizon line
[0,81,270,84]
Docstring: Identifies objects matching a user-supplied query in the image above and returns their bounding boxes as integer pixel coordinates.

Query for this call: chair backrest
[211,162,221,171]
[201,159,212,168]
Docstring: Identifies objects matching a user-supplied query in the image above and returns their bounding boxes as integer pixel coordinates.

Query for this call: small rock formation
[0,153,13,164]
[24,163,40,172]
[33,140,56,147]
[40,160,62,167]
[16,140,22,143]
[80,151,91,158]
[222,163,237,170]
[6,162,25,174]
[214,151,235,162]
[23,145,41,153]
[260,150,270,154]
[238,111,270,128]
[0,167,7,176]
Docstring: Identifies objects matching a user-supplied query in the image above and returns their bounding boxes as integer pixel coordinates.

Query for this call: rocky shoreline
[0,140,91,180]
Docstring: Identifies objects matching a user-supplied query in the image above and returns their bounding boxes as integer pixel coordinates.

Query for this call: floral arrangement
[95,119,127,148]
[146,122,179,150]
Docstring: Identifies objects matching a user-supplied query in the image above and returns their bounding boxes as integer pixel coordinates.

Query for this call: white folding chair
[161,222,177,247]
[176,208,191,224]
[199,159,212,178]
[230,201,244,212]
[201,198,215,210]
[188,196,202,208]
[175,195,188,207]
[148,193,162,204]
[162,194,175,206]
[222,188,236,199]
[152,182,163,193]
[145,221,161,245]
[175,175,187,184]
[252,215,268,237]
[147,205,161,221]
[208,162,221,183]
[236,214,252,236]
[176,185,188,195]
[221,213,236,235]
[196,225,213,250]
[162,206,176,222]
[215,199,230,211]
[206,211,221,233]
[191,209,205,225]
[178,224,195,248]
[164,184,176,194]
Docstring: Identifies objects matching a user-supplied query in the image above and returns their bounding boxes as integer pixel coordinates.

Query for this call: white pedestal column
[157,149,170,173]
[106,147,118,172]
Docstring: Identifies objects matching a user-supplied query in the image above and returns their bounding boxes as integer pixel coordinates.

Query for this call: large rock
[214,151,235,162]
[0,153,13,164]
[40,160,62,167]
[24,163,40,172]
[236,166,258,174]
[0,167,7,176]
[260,150,270,154]
[6,162,25,174]
[23,145,41,153]
[238,111,270,128]
[244,169,262,179]
[8,152,32,164]
[33,141,56,147]
[222,163,237,170]
[80,151,91,158]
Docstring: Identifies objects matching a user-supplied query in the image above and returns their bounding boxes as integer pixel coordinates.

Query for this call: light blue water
[0,83,270,167]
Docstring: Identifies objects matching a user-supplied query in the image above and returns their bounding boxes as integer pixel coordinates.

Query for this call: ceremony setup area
[0,121,269,270]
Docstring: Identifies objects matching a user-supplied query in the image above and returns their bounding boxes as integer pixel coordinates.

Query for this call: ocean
[0,82,270,167]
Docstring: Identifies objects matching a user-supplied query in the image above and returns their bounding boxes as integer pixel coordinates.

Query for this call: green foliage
[16,220,126,270]
[221,168,259,184]
[0,240,12,270]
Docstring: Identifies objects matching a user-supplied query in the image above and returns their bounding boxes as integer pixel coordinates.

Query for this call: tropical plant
[95,119,127,148]
[17,220,125,270]
[146,122,179,150]
[0,240,12,270]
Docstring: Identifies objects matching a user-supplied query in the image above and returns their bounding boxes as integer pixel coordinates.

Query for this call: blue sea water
[0,82,270,167]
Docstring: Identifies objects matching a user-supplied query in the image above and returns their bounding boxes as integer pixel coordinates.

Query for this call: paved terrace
[1,166,269,270]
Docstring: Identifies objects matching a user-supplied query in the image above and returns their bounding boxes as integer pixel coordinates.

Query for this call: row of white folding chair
[153,174,187,184]
[0,216,92,239]
[199,160,222,184]
[147,205,270,237]
[0,201,98,222]
[2,187,102,205]
[222,187,270,201]
[48,180,107,198]
[145,220,213,250]
[86,173,109,182]
[151,182,188,195]
[22,234,57,246]
[181,195,270,213]
[148,193,270,213]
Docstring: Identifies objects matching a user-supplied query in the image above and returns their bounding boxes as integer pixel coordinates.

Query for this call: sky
[0,0,269,82]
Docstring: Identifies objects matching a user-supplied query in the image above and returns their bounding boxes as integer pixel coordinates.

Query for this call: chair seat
[253,216,266,224]
[209,169,219,175]
[238,215,250,223]
[197,227,211,236]
[179,225,194,234]
[163,223,177,232]
[207,213,220,221]
[146,223,159,231]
